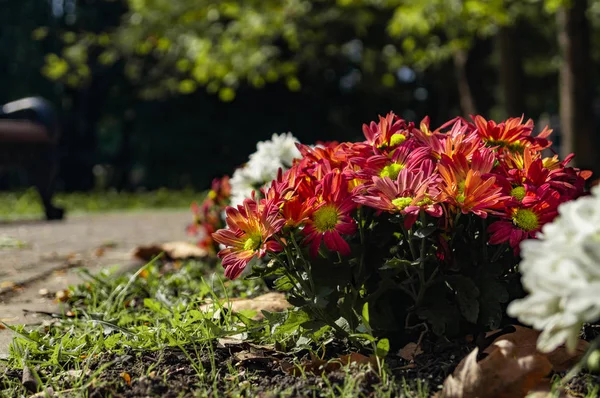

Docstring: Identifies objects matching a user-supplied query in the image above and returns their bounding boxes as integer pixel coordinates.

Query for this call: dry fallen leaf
[437,340,552,398]
[133,241,207,261]
[55,289,72,303]
[283,352,379,376]
[484,325,589,372]
[121,372,131,386]
[398,342,424,362]
[234,350,275,363]
[199,292,291,320]
[0,281,15,289]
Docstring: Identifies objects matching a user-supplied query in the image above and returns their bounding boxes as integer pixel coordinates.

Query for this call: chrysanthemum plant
[187,176,231,255]
[188,133,302,254]
[213,113,591,344]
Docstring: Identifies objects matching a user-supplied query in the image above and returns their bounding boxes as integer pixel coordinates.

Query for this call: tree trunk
[497,25,524,118]
[453,49,478,117]
[557,0,598,174]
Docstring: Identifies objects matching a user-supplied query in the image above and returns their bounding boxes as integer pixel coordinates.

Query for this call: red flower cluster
[187,176,231,254]
[213,113,591,278]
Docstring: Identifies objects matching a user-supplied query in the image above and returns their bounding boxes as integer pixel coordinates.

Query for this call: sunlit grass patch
[0,188,203,219]
[0,257,433,397]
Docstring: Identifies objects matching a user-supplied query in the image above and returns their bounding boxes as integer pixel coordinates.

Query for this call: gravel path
[0,210,192,357]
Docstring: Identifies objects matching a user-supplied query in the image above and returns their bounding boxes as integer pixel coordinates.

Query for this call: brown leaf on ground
[282,352,379,376]
[437,340,553,398]
[121,372,131,386]
[54,289,72,303]
[133,241,207,261]
[0,281,15,289]
[483,325,589,372]
[234,350,275,363]
[199,292,291,320]
[398,342,424,361]
[217,338,277,352]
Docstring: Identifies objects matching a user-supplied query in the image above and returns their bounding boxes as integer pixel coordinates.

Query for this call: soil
[0,337,498,397]
[3,332,599,397]
[1,337,464,397]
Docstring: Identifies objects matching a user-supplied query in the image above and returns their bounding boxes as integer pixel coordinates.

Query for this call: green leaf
[144,298,170,316]
[300,319,328,332]
[349,333,377,343]
[417,298,461,336]
[413,226,437,239]
[362,302,370,326]
[380,257,411,270]
[286,295,308,307]
[274,310,311,336]
[261,310,287,325]
[376,338,390,358]
[478,274,509,329]
[273,275,294,292]
[446,275,480,324]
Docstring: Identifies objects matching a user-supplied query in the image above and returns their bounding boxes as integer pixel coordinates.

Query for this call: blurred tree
[36,0,512,113]
[26,0,600,181]
[37,0,565,118]
[556,0,598,173]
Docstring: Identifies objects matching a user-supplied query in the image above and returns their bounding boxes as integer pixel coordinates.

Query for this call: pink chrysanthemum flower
[213,199,285,279]
[488,187,562,253]
[354,160,442,229]
[303,172,357,258]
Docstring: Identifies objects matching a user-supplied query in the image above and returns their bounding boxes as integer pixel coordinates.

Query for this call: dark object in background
[0,97,64,220]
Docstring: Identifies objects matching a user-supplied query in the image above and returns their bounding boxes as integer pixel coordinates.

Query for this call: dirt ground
[0,210,191,358]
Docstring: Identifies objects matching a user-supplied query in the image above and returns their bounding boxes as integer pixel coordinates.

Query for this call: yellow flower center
[510,186,526,201]
[417,197,433,207]
[507,140,525,152]
[208,190,217,200]
[243,232,262,251]
[392,197,413,211]
[513,208,539,232]
[542,156,560,170]
[380,163,404,180]
[389,133,406,147]
[455,180,467,203]
[485,139,525,152]
[313,204,339,232]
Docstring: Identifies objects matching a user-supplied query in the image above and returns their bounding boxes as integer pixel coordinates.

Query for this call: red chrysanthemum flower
[498,148,590,202]
[362,112,414,151]
[437,150,507,218]
[487,186,561,253]
[353,146,432,188]
[471,114,552,152]
[303,172,357,258]
[433,127,483,161]
[213,199,285,279]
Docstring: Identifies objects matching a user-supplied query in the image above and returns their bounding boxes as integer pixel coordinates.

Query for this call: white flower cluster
[229,132,302,207]
[508,185,600,353]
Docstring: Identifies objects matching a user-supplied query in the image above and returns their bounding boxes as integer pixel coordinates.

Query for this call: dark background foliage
[1,0,598,191]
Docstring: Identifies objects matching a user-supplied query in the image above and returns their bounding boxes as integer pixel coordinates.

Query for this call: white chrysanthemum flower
[507,185,600,353]
[229,133,302,208]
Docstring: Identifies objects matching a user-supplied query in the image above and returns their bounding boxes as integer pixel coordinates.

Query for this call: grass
[0,188,202,219]
[0,256,431,397]
[1,254,598,396]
